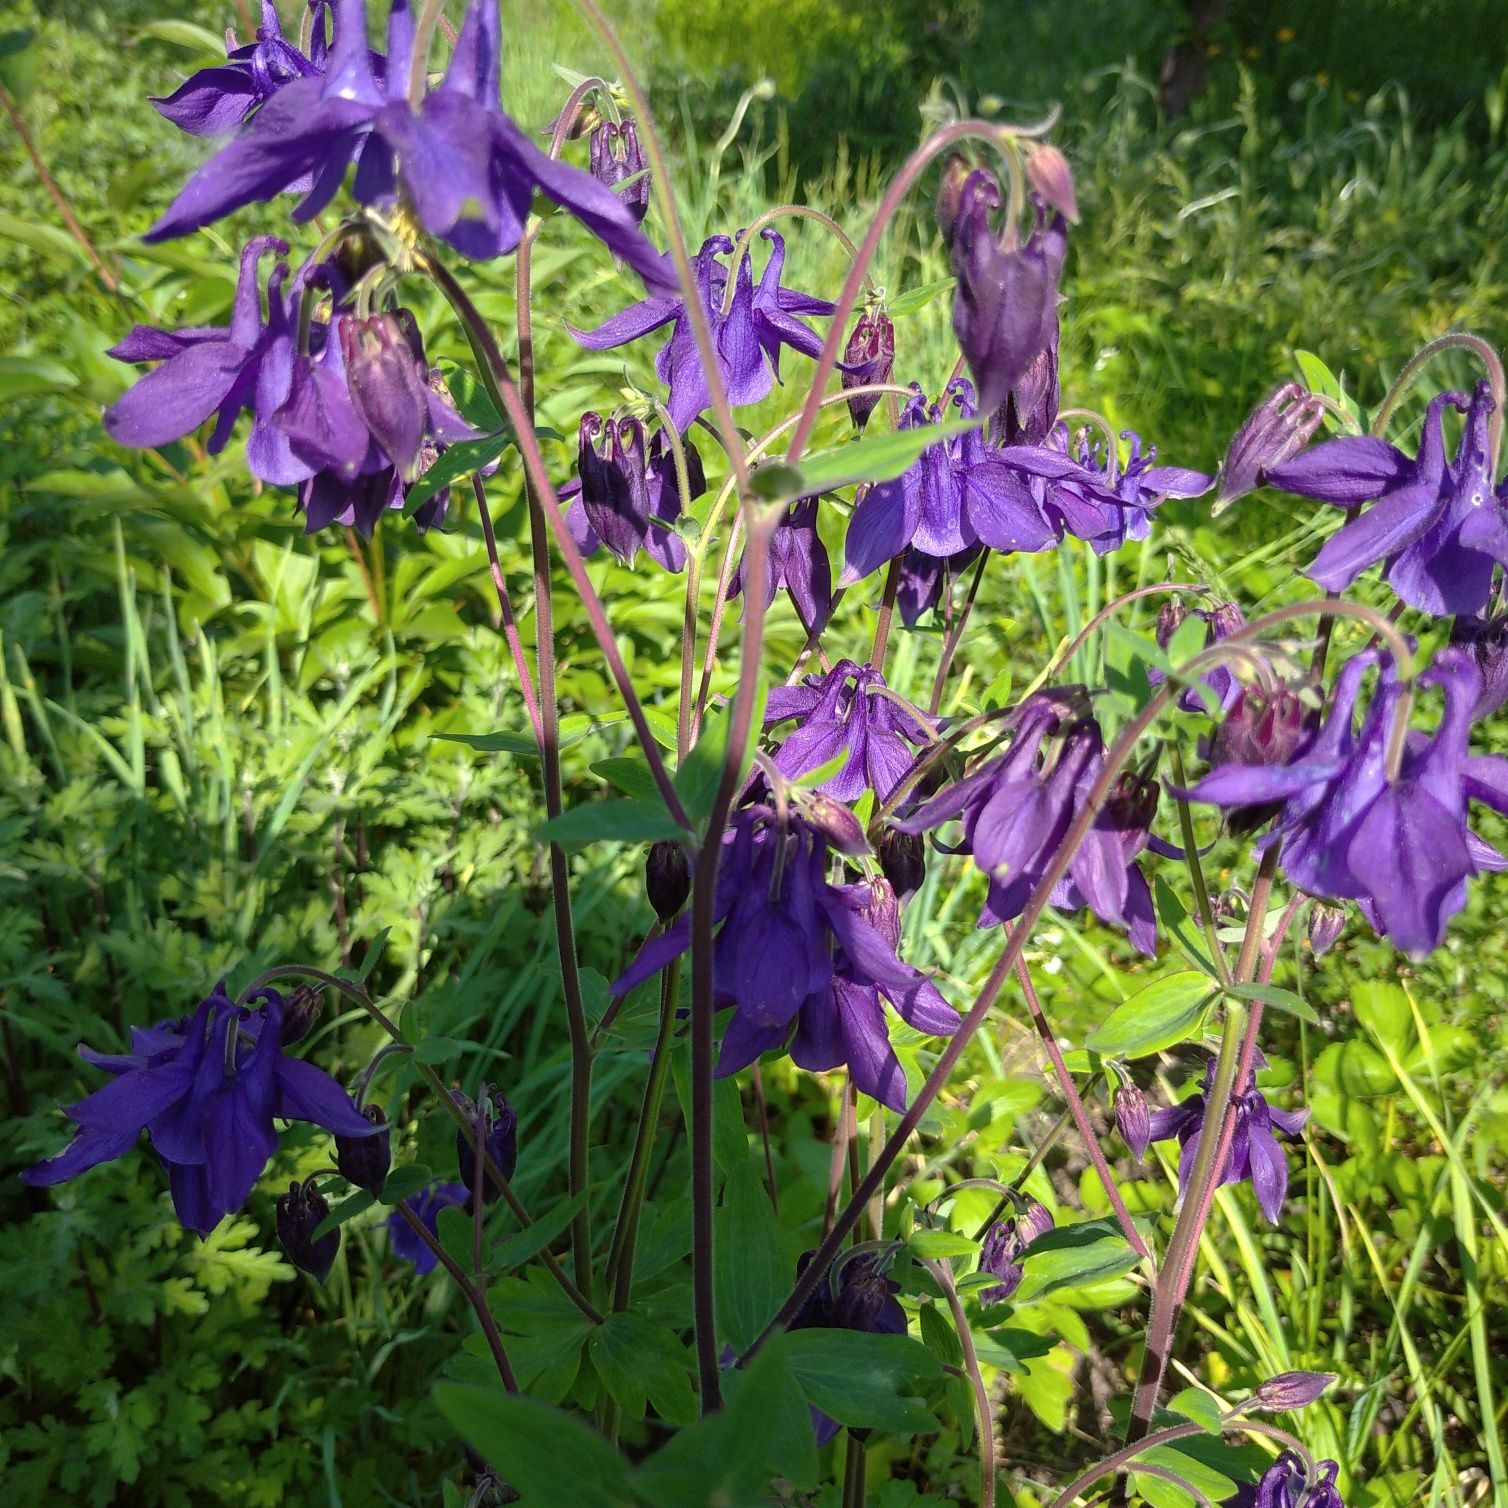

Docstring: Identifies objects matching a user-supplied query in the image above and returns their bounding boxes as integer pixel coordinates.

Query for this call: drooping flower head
[730,496,833,632]
[569,228,835,432]
[764,659,932,803]
[453,1087,518,1205]
[24,982,380,1235]
[1233,1453,1344,1508]
[842,380,1056,584]
[1140,1056,1309,1224]
[978,1201,1054,1304]
[612,808,957,1111]
[589,116,650,225]
[148,0,670,288]
[842,307,896,432]
[1268,382,1506,616]
[277,1176,340,1281]
[1213,382,1327,514]
[388,1180,470,1273]
[335,1104,391,1195]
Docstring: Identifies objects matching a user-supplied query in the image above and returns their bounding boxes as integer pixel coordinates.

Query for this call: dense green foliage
[3,3,1508,1504]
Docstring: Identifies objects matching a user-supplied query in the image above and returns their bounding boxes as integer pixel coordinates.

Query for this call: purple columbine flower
[998,421,1213,556]
[588,116,649,225]
[948,170,1068,416]
[453,1087,517,1205]
[561,415,705,570]
[1450,613,1508,718]
[1213,382,1327,514]
[729,497,833,632]
[841,380,1056,583]
[148,0,670,290]
[1232,1453,1344,1508]
[24,982,380,1235]
[893,545,982,626]
[841,307,895,432]
[1185,646,1508,957]
[1150,599,1247,713]
[978,1201,1054,1304]
[612,811,957,1111]
[569,228,836,432]
[153,0,330,138]
[1141,1057,1309,1224]
[277,1176,340,1281]
[765,659,931,803]
[990,322,1060,447]
[388,1180,469,1274]
[1268,382,1506,616]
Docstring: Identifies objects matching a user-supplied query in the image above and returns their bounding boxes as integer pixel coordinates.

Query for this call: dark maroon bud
[875,825,926,902]
[1114,1084,1152,1160]
[1252,1371,1337,1411]
[276,1179,339,1283]
[935,153,978,249]
[1449,614,1508,718]
[335,1104,391,1196]
[1212,684,1310,770]
[1156,599,1189,650]
[455,1089,518,1204]
[645,839,691,921]
[1025,144,1078,223]
[338,309,431,482]
[1307,902,1345,958]
[280,984,323,1045]
[1213,383,1326,515]
[833,1263,893,1331]
[841,310,895,432]
[802,794,869,857]
[1105,771,1160,838]
[992,330,1059,446]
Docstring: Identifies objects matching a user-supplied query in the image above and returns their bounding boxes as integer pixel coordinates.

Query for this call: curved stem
[924,1258,996,1508]
[927,552,991,714]
[1047,1421,1206,1508]
[1372,331,1505,468]
[408,0,447,112]
[1045,583,1205,682]
[472,475,544,749]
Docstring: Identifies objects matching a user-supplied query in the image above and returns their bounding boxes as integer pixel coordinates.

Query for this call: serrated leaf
[588,1312,697,1426]
[1085,971,1216,1059]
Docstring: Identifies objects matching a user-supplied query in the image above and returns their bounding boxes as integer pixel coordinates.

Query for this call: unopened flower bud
[1025,143,1078,222]
[338,309,431,482]
[935,154,980,250]
[832,1259,894,1331]
[1252,1370,1337,1411]
[1450,614,1508,719]
[1214,383,1326,516]
[875,825,926,902]
[802,794,868,857]
[455,1089,518,1205]
[852,875,902,948]
[993,333,1060,446]
[589,117,650,225]
[280,984,323,1045]
[1307,902,1345,958]
[1115,1083,1152,1160]
[645,839,691,921]
[841,310,895,432]
[335,1104,391,1196]
[276,1179,339,1283]
[1212,684,1309,769]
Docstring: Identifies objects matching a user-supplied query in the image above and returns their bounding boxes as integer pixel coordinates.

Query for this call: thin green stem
[1169,743,1231,987]
[925,1257,996,1508]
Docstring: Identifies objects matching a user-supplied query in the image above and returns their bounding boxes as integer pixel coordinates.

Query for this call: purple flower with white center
[765,659,931,803]
[1267,382,1506,616]
[588,116,649,225]
[561,416,705,570]
[388,1180,470,1274]
[153,0,329,139]
[1231,1453,1344,1508]
[1142,1057,1309,1224]
[948,170,1068,416]
[1150,599,1247,712]
[104,236,296,459]
[998,421,1213,556]
[148,0,670,290]
[841,380,1056,583]
[569,228,836,432]
[729,497,832,631]
[1213,382,1327,514]
[978,1201,1054,1304]
[612,811,956,1111]
[24,982,380,1235]
[1186,646,1508,956]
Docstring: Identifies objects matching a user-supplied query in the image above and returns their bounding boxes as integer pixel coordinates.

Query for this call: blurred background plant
[2,1,1506,1504]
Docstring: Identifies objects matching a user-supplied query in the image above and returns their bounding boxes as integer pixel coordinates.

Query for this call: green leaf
[714,1164,787,1353]
[0,212,89,270]
[886,277,955,316]
[380,1164,435,1206]
[749,416,982,502]
[776,1329,942,1435]
[1223,981,1320,1025]
[411,1035,466,1064]
[1166,1386,1222,1433]
[908,1229,979,1260]
[0,29,38,100]
[1154,876,1216,977]
[433,1386,633,1508]
[433,728,541,756]
[1085,971,1216,1058]
[403,431,513,516]
[311,1190,375,1241]
[493,1192,589,1272]
[137,19,224,53]
[589,1312,697,1426]
[535,797,683,848]
[591,757,662,802]
[1351,980,1413,1056]
[438,360,505,431]
[1012,1218,1142,1302]
[1312,1039,1397,1097]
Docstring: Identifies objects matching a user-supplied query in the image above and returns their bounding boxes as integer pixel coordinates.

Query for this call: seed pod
[276,1179,339,1283]
[335,1104,391,1196]
[280,984,323,1045]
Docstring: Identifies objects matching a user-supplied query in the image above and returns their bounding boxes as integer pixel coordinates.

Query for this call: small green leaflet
[886,277,956,317]
[403,431,514,516]
[1085,970,1216,1059]
[535,797,684,848]
[1223,981,1320,1025]
[748,417,982,503]
[1012,1217,1143,1302]
[494,1192,590,1271]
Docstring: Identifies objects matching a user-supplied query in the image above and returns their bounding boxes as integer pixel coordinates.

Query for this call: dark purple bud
[1115,1084,1152,1160]
[1105,771,1160,839]
[1025,144,1078,223]
[1252,1370,1337,1412]
[979,1200,1054,1304]
[874,825,926,902]
[335,1104,391,1196]
[852,875,902,948]
[338,310,431,482]
[1214,383,1326,515]
[842,310,895,432]
[578,413,654,566]
[455,1089,518,1204]
[832,1262,893,1331]
[1307,902,1345,959]
[801,794,869,857]
[589,117,650,225]
[645,839,692,921]
[936,154,975,249]
[1449,614,1508,718]
[1212,684,1310,769]
[280,984,323,1045]
[276,1179,339,1283]
[1156,600,1189,649]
